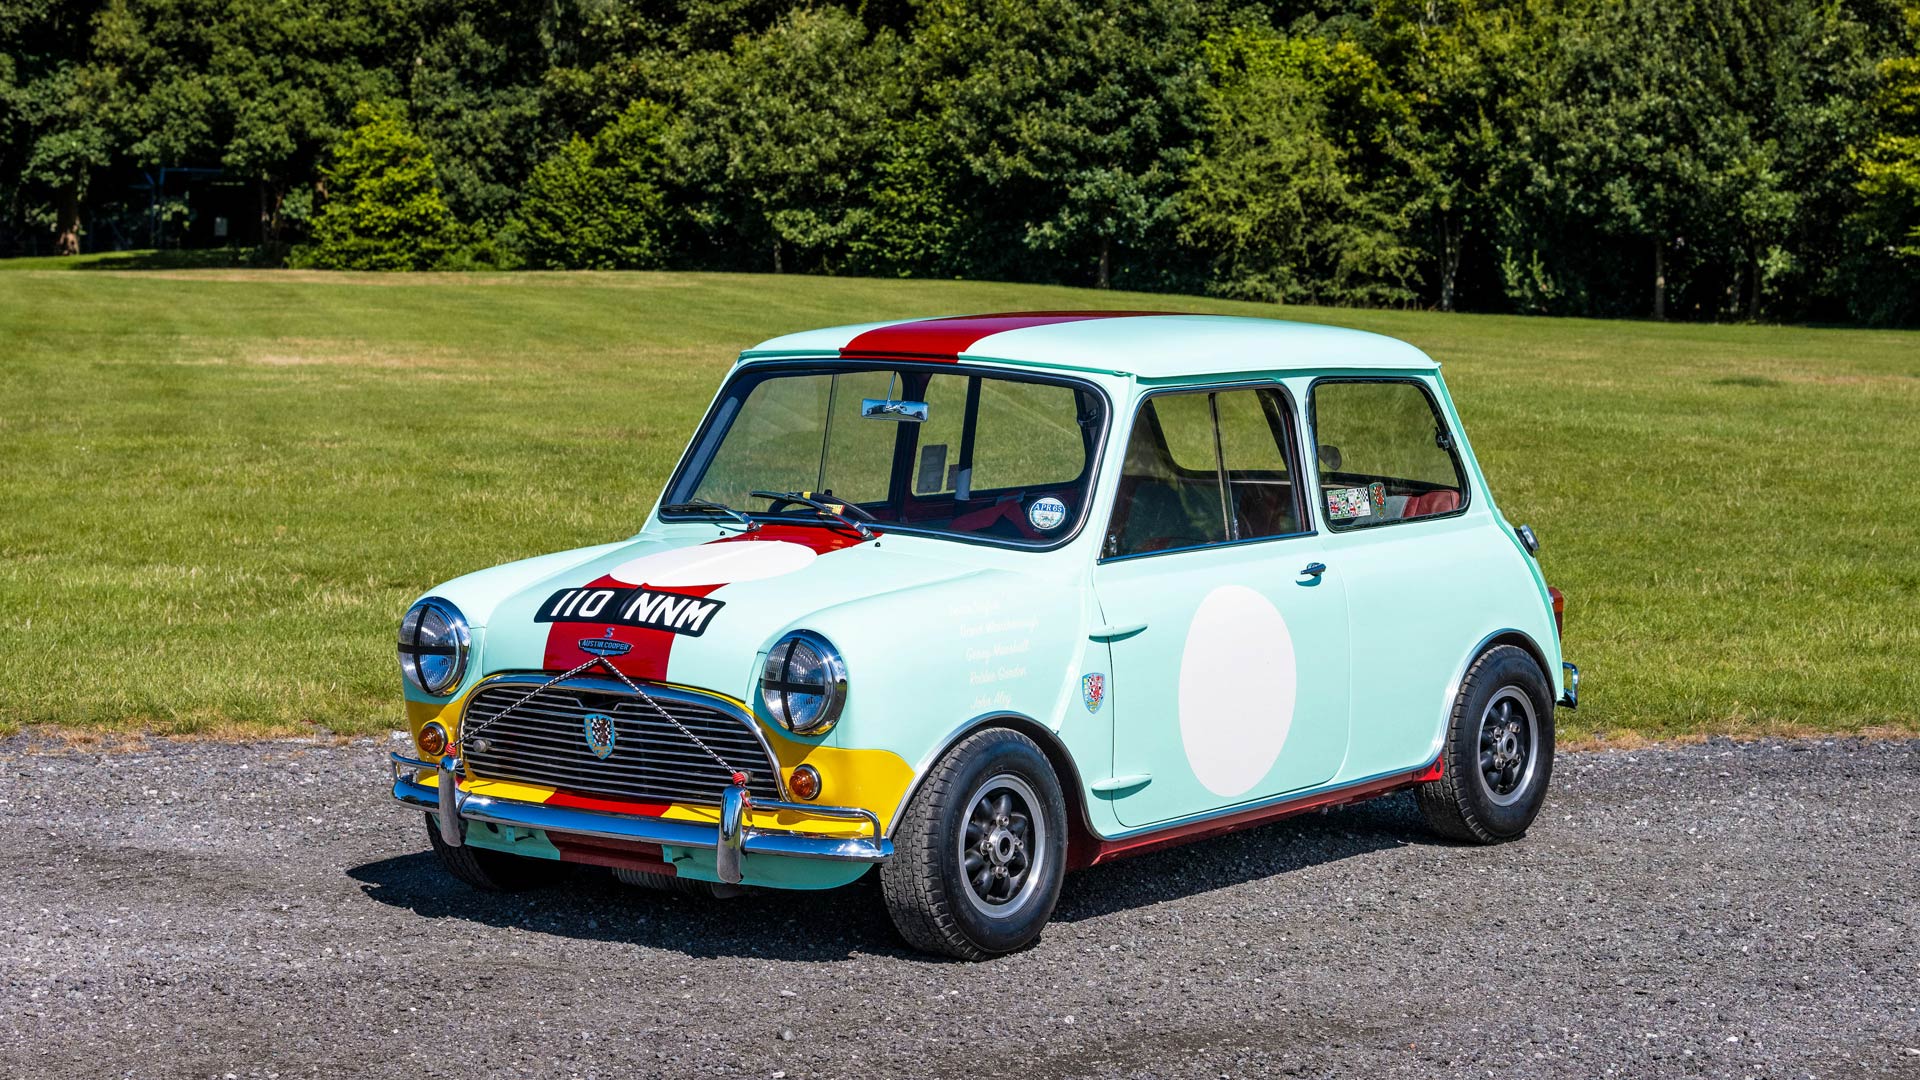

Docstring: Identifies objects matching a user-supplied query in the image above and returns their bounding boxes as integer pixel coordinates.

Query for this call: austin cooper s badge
[579,629,632,657]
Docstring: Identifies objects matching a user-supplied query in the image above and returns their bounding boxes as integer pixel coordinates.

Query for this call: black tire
[424,815,567,891]
[1416,644,1556,844]
[880,728,1068,960]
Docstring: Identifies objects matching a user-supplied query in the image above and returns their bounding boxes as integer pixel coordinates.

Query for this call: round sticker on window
[1028,497,1068,531]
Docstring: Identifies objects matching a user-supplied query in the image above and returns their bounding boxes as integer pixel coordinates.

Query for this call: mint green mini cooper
[390,311,1578,959]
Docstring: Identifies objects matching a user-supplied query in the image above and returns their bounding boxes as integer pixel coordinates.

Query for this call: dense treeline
[4,0,1918,323]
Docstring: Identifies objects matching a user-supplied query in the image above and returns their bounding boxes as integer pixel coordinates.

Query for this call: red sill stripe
[838,311,1172,361]
[1079,754,1444,868]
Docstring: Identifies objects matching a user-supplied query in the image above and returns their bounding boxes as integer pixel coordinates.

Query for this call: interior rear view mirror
[862,398,929,422]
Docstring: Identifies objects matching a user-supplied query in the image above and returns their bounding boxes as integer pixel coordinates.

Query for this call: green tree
[916,0,1206,288]
[512,100,673,269]
[405,0,548,227]
[86,0,402,246]
[1490,0,1894,321]
[1366,0,1546,311]
[1182,28,1418,305]
[848,116,963,277]
[674,8,905,272]
[1495,0,1749,317]
[1854,4,1920,283]
[2,0,117,254]
[292,101,456,269]
[218,0,399,243]
[1689,0,1881,322]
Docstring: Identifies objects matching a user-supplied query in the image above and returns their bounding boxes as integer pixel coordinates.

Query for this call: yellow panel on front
[419,769,558,805]
[659,742,915,836]
[771,729,915,833]
[404,694,470,751]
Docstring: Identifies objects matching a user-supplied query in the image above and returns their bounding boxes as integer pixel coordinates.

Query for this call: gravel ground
[1,736,1915,1080]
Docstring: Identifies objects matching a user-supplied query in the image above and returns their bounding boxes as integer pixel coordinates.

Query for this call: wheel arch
[885,712,1099,869]
[1441,629,1553,724]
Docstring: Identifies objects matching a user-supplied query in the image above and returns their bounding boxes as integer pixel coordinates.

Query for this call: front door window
[1104,386,1304,558]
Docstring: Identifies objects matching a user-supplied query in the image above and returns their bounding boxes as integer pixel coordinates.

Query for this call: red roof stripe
[838,311,1171,361]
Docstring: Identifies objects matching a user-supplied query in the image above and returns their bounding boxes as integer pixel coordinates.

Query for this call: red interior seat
[1403,490,1460,518]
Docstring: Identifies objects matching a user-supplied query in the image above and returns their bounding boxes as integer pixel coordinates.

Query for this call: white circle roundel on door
[1178,584,1298,797]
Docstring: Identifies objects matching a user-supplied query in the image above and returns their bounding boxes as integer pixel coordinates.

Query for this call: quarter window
[1106,387,1304,558]
[1311,380,1467,530]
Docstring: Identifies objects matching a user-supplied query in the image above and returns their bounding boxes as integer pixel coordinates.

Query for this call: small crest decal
[1081,672,1106,713]
[580,628,632,657]
[582,712,617,760]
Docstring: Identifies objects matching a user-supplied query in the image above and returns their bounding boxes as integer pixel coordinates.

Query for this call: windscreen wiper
[748,490,875,539]
[661,499,758,532]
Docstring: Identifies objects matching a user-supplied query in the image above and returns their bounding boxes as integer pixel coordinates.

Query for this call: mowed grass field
[2,255,1917,743]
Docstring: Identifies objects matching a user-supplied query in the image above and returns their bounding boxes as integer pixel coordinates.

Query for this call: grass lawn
[2,254,1917,742]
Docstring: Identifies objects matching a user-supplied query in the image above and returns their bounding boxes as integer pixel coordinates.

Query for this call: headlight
[398,597,470,696]
[760,630,847,735]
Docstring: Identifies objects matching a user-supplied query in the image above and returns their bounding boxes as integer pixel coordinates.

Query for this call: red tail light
[1548,586,1565,639]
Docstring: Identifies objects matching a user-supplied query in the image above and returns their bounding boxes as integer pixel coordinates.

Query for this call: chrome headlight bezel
[398,597,471,697]
[760,630,848,736]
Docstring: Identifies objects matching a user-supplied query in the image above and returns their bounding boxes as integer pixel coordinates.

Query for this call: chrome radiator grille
[461,678,782,805]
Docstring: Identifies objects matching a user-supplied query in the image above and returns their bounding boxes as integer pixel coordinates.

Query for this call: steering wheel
[756,493,878,521]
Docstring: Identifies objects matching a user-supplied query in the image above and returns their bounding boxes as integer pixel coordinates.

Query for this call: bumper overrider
[1559,662,1580,709]
[390,753,892,884]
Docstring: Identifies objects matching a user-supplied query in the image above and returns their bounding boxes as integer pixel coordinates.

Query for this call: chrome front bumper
[389,753,891,883]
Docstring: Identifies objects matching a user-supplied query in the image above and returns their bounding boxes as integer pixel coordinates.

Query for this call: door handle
[1300,562,1327,578]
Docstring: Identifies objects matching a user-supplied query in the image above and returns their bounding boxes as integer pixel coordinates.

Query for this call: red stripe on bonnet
[539,524,872,681]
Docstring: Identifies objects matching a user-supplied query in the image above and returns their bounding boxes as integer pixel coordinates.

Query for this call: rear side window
[1311,379,1467,530]
[1106,386,1304,558]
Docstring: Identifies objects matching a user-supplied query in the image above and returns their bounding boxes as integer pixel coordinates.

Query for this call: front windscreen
[665,363,1106,546]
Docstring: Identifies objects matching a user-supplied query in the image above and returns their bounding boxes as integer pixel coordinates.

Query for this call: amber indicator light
[789,765,822,801]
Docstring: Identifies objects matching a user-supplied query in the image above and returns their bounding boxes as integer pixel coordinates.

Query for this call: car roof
[738,311,1437,378]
